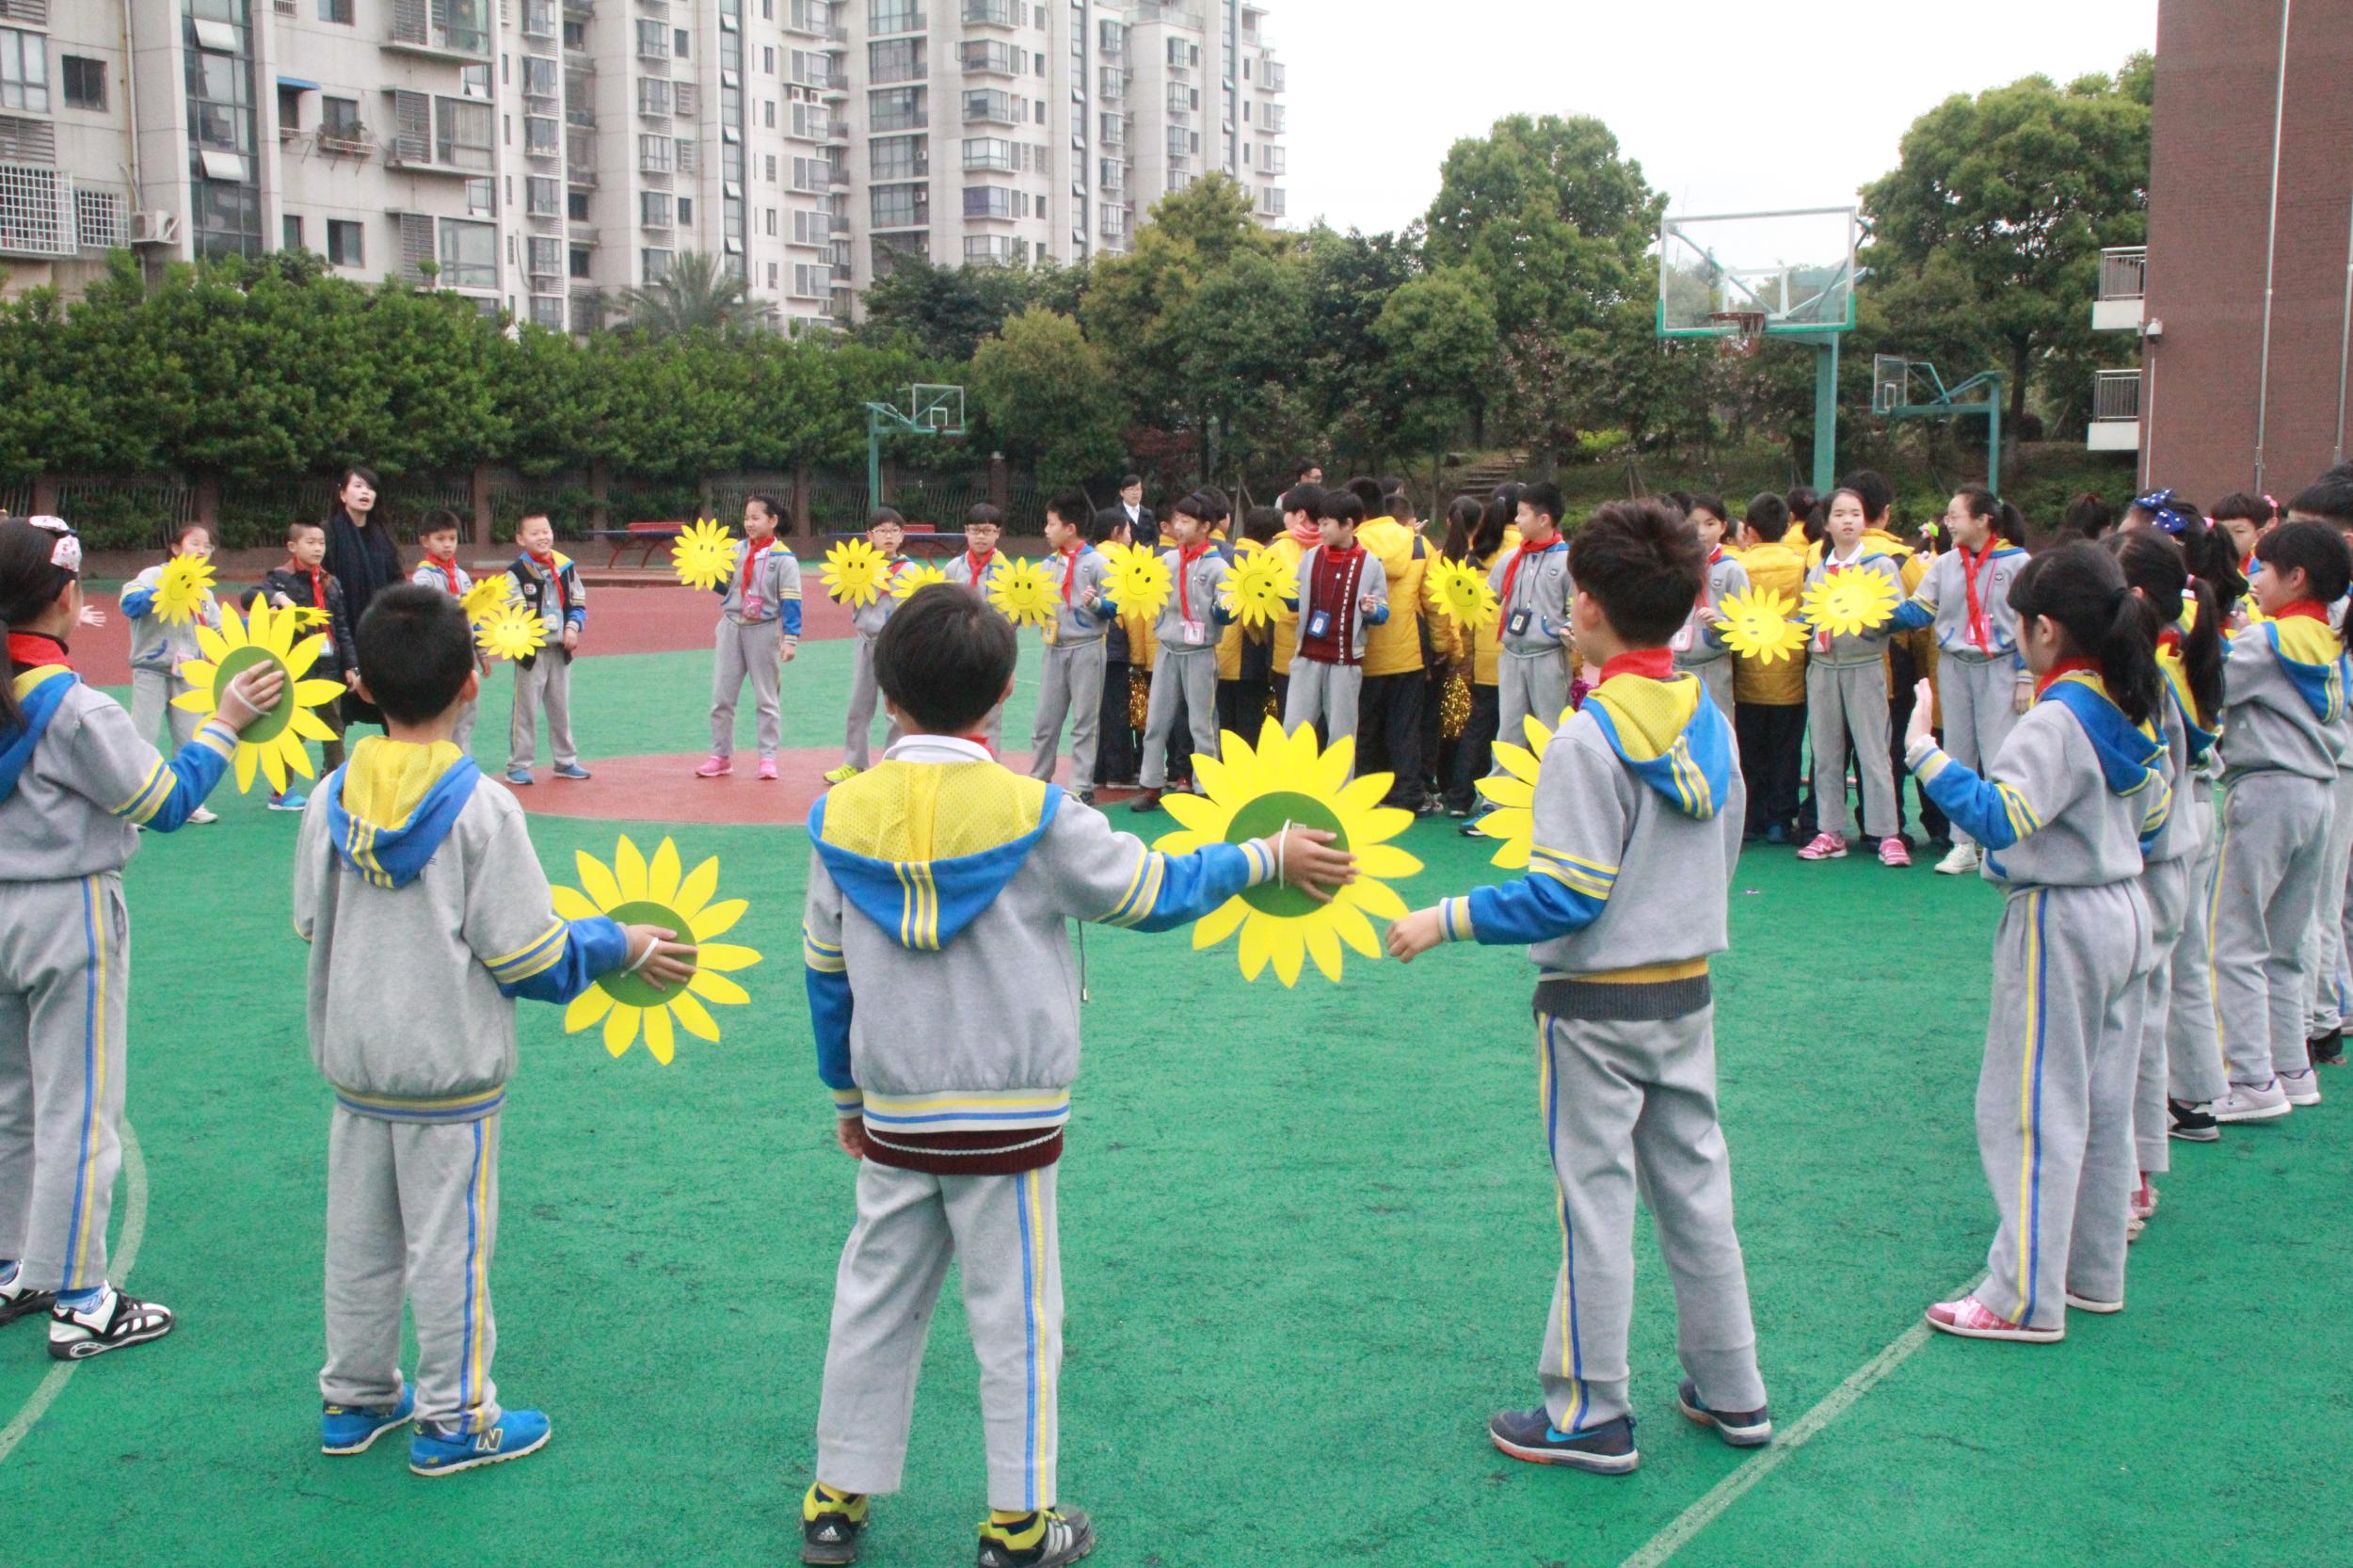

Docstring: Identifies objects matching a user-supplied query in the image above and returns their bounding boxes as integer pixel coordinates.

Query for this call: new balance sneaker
[758,758,779,781]
[1925,1293,2062,1344]
[267,792,308,812]
[408,1408,551,1477]
[322,1386,416,1455]
[1796,832,1849,861]
[187,806,218,824]
[800,1483,870,1566]
[1934,843,1981,875]
[47,1286,173,1359]
[1879,836,1913,868]
[0,1265,55,1327]
[2212,1080,2293,1123]
[2168,1098,2220,1142]
[1674,1379,1772,1448]
[504,768,534,787]
[2280,1068,2323,1107]
[1486,1407,1640,1474]
[2063,1289,2124,1314]
[823,763,862,784]
[695,755,731,778]
[975,1505,1096,1568]
[552,763,591,781]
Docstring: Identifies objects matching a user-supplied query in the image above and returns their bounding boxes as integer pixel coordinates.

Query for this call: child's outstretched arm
[463,802,695,1001]
[801,848,861,1131]
[1901,677,2092,850]
[67,662,281,832]
[1043,802,1353,933]
[1889,555,1942,632]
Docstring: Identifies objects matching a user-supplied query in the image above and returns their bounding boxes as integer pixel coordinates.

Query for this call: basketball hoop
[1710,310,1769,356]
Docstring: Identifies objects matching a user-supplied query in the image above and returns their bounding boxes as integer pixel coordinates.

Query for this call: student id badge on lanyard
[1043,616,1058,646]
[1306,607,1334,640]
[1181,617,1207,645]
[1506,607,1532,637]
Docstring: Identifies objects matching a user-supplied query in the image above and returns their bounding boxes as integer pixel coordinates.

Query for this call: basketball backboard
[909,383,967,436]
[1657,207,1860,340]
[1873,354,1911,415]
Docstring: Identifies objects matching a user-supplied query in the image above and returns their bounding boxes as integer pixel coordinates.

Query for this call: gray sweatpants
[0,875,130,1293]
[2169,832,2230,1105]
[1806,660,1897,840]
[1532,1004,1766,1432]
[321,1108,503,1433]
[1284,658,1363,754]
[2299,763,2353,1035]
[1497,649,1572,752]
[2135,858,2199,1175]
[1030,638,1106,788]
[509,651,578,772]
[2211,771,2331,1087]
[1976,882,2147,1329]
[844,633,903,771]
[1144,648,1219,790]
[1939,656,2022,851]
[129,666,200,754]
[815,1159,1063,1513]
[711,616,783,760]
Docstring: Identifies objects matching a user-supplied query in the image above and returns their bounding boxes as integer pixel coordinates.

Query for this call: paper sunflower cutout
[1428,557,1501,631]
[1711,587,1808,664]
[1801,568,1900,639]
[1108,546,1174,624]
[1472,712,1559,871]
[152,554,216,626]
[1152,717,1422,985]
[822,537,889,607]
[987,556,1059,627]
[459,575,512,626]
[891,561,949,600]
[553,836,762,1064]
[672,518,737,592]
[474,599,548,663]
[171,600,347,793]
[1220,547,1297,630]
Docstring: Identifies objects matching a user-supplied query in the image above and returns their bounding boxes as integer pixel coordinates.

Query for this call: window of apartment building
[437,98,494,169]
[963,136,1015,172]
[639,78,672,117]
[440,219,498,289]
[869,87,924,131]
[793,208,830,244]
[963,88,1016,123]
[678,195,694,224]
[282,215,303,253]
[526,113,560,154]
[529,295,564,329]
[465,175,496,216]
[522,55,558,98]
[189,48,253,157]
[869,0,922,35]
[871,132,925,179]
[871,182,926,228]
[569,246,591,279]
[568,188,590,220]
[528,235,563,275]
[319,0,354,21]
[675,27,691,57]
[641,191,673,228]
[960,40,1016,74]
[639,133,673,172]
[62,55,105,112]
[327,218,363,266]
[765,152,777,182]
[460,62,491,101]
[763,99,776,128]
[636,20,667,58]
[963,184,1020,220]
[768,261,779,289]
[869,39,921,85]
[321,95,360,140]
[277,83,304,132]
[562,18,586,48]
[762,45,776,74]
[4,28,51,114]
[642,248,674,281]
[527,175,561,216]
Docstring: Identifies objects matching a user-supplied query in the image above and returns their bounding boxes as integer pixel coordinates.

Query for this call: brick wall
[2143,0,2353,503]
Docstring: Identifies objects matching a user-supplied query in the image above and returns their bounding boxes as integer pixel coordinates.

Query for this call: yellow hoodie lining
[1585,672,1702,762]
[340,736,465,830]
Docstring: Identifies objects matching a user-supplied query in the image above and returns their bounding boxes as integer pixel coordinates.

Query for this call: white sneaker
[187,807,218,824]
[2280,1068,2323,1107]
[2212,1080,2293,1123]
[1934,844,1981,875]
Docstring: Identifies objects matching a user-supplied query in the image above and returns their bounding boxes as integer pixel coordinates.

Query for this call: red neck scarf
[966,547,997,582]
[1176,541,1212,620]
[424,554,462,593]
[1597,648,1675,684]
[1057,542,1085,604]
[7,631,70,670]
[2275,598,2329,622]
[2036,655,2103,698]
[1500,534,1557,605]
[287,557,329,614]
[1960,539,2001,650]
[738,536,773,592]
[1696,545,1724,613]
[530,551,569,616]
[1285,517,1322,548]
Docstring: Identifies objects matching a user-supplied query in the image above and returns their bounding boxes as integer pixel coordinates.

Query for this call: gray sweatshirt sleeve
[1032,798,1273,930]
[293,789,331,943]
[459,794,626,997]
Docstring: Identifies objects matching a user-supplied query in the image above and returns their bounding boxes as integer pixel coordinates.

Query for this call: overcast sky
[1274,0,2158,236]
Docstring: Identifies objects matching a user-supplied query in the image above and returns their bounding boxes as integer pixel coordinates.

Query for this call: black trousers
[1885,646,1948,842]
[1095,660,1139,787]
[1443,682,1501,813]
[1356,670,1428,806]
[1736,701,1807,834]
[1218,676,1273,739]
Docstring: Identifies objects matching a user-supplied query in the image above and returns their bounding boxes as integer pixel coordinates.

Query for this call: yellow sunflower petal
[1328,899,1382,957]
[1345,877,1412,920]
[668,989,721,1042]
[193,625,229,664]
[1479,775,1535,809]
[603,1002,642,1057]
[552,886,600,921]
[1191,895,1252,950]
[282,635,323,680]
[642,1004,676,1065]
[576,851,623,911]
[180,660,218,690]
[1310,734,1355,795]
[1238,911,1274,980]
[648,837,682,905]
[1157,791,1224,840]
[692,943,761,974]
[280,736,315,781]
[1353,843,1423,881]
[563,985,614,1033]
[1268,920,1305,986]
[1360,806,1416,843]
[688,969,750,1006]
[672,856,721,921]
[1333,773,1391,816]
[614,837,648,901]
[1191,752,1243,806]
[233,744,259,793]
[689,899,745,941]
[260,740,288,794]
[1303,920,1344,983]
[290,708,338,743]
[170,690,216,715]
[295,679,347,707]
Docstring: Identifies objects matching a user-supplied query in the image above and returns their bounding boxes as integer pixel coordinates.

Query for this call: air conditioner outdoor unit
[129,211,181,247]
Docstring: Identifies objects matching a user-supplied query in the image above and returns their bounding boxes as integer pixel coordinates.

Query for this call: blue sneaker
[504,768,535,787]
[268,792,308,812]
[552,763,591,780]
[408,1407,551,1477]
[322,1386,415,1455]
[1487,1407,1640,1474]
[1675,1378,1772,1448]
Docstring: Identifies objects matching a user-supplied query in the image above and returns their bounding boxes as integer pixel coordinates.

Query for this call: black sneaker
[801,1484,869,1566]
[47,1287,173,1359]
[976,1506,1095,1568]
[1128,789,1163,814]
[2167,1098,2220,1142]
[2313,1028,2345,1066]
[0,1273,55,1327]
[1675,1379,1772,1447]
[1458,818,1490,839]
[1487,1407,1639,1474]
[1076,790,1096,808]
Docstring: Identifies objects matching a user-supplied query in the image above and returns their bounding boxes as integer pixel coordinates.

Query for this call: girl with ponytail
[1897,541,2169,1344]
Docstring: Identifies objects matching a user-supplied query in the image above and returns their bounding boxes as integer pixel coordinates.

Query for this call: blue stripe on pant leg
[1542,1016,1588,1432]
[61,877,100,1290]
[1016,1174,1038,1511]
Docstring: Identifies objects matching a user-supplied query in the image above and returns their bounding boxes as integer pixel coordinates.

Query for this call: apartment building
[0,0,1286,326]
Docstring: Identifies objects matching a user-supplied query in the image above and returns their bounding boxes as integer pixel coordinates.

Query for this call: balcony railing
[963,0,1018,24]
[2092,369,2140,423]
[388,0,490,57]
[2100,247,2147,302]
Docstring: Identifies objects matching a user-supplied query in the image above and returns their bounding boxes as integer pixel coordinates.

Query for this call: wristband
[625,936,664,975]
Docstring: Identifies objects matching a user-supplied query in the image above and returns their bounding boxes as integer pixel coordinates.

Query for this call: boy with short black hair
[828,507,909,784]
[410,510,486,756]
[945,504,1012,748]
[1281,490,1387,757]
[798,586,1353,1568]
[1028,493,1115,803]
[1490,482,1575,751]
[295,584,694,1476]
[1388,497,1770,1476]
[697,493,803,781]
[504,509,589,786]
[255,517,360,811]
[1130,495,1234,812]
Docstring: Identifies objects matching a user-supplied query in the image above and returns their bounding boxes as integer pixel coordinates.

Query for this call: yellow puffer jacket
[1266,533,1312,677]
[1732,537,1809,705]
[1358,516,1431,678]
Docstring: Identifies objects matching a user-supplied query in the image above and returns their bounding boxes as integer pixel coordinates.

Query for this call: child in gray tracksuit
[410,513,485,754]
[1671,537,1748,718]
[293,584,690,1475]
[1800,490,1910,861]
[703,494,803,778]
[1389,498,1769,1476]
[797,584,1348,1568]
[0,514,275,1358]
[120,524,222,760]
[504,512,589,784]
[1282,492,1387,757]
[837,509,909,777]
[944,504,1013,750]
[1027,496,1114,799]
[1133,499,1232,808]
[1488,491,1575,746]
[2206,521,2353,1122]
[1904,542,2169,1341]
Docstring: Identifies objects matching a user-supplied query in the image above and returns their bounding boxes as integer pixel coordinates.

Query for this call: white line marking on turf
[0,1120,148,1469]
[1617,1280,1975,1568]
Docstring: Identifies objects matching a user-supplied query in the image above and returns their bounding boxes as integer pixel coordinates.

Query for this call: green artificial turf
[3,665,2348,1568]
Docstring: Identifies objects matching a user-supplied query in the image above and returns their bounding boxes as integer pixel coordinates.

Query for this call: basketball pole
[1812,336,1839,493]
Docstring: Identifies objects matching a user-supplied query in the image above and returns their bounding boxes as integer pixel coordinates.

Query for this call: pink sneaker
[1879,836,1912,867]
[2130,1177,2157,1221]
[1796,831,1849,860]
[1925,1294,2062,1343]
[757,758,779,781]
[695,756,731,778]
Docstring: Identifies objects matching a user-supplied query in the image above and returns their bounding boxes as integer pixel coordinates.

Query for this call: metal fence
[2092,369,2142,424]
[2098,247,2147,302]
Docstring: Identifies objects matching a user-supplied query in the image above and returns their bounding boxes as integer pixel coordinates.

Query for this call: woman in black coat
[322,464,403,728]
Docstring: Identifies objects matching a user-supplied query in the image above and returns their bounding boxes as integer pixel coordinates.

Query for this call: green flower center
[212,646,294,744]
[1227,791,1347,918]
[599,899,689,1006]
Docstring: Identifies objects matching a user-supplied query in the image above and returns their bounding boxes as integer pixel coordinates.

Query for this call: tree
[1861,61,2150,429]
[856,255,1081,362]
[968,307,1127,488]
[1172,249,1309,483]
[614,250,776,338]
[1369,268,1498,461]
